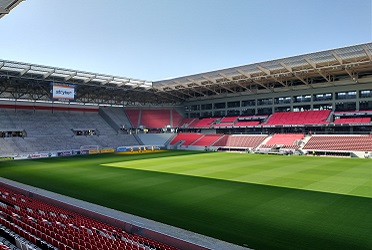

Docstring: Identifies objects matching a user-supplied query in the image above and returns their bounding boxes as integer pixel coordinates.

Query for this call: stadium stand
[140,110,171,128]
[99,107,133,130]
[218,116,239,123]
[264,133,304,146]
[303,135,372,152]
[171,110,183,127]
[123,109,183,129]
[0,186,178,250]
[169,133,204,146]
[259,133,304,151]
[125,109,141,128]
[233,121,260,127]
[0,108,141,155]
[212,116,239,127]
[264,110,331,125]
[213,135,268,148]
[333,117,371,124]
[178,118,196,128]
[137,133,174,146]
[190,118,219,128]
[191,134,224,146]
[184,119,200,128]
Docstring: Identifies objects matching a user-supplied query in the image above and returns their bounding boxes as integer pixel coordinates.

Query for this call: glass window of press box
[313,93,332,101]
[336,91,356,100]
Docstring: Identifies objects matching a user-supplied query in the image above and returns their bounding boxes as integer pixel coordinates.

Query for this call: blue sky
[0,0,371,81]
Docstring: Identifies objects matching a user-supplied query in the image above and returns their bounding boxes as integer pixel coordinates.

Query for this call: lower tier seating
[303,135,372,152]
[265,134,303,146]
[213,135,267,148]
[0,186,178,250]
[169,133,203,146]
[191,134,224,146]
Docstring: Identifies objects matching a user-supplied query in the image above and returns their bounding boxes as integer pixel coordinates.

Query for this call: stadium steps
[258,134,273,147]
[169,110,173,127]
[164,134,177,146]
[211,134,227,146]
[137,133,174,146]
[137,110,142,127]
[98,108,120,133]
[132,133,143,145]
[299,135,312,149]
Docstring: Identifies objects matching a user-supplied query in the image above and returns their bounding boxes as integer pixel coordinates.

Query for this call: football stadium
[0,1,372,250]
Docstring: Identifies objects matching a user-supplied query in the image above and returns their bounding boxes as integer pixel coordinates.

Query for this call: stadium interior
[0,19,371,249]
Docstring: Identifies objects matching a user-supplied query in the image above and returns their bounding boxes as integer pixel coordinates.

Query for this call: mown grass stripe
[0,151,371,250]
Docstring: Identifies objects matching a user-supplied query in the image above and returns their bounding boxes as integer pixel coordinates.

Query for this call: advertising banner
[50,82,76,102]
[57,151,72,157]
[100,148,115,153]
[0,156,14,161]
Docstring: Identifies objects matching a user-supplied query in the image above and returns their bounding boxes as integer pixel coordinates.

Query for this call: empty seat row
[0,187,178,250]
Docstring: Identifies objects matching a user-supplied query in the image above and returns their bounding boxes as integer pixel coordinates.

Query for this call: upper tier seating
[334,110,372,115]
[233,121,260,127]
[169,133,203,146]
[219,116,239,123]
[125,109,140,127]
[172,110,183,127]
[185,119,200,128]
[303,135,372,152]
[100,107,133,129]
[124,109,183,128]
[191,118,219,128]
[141,110,171,128]
[265,110,331,125]
[0,186,178,250]
[178,118,195,128]
[333,117,371,124]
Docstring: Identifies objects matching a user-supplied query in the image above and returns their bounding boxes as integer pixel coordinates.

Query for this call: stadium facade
[0,43,372,250]
[0,44,372,153]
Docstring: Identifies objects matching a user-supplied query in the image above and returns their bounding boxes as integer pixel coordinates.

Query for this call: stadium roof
[0,0,24,19]
[153,43,372,101]
[1,43,371,105]
[0,59,153,90]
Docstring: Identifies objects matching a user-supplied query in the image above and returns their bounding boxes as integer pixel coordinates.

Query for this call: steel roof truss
[237,69,251,79]
[19,65,31,76]
[257,65,287,88]
[294,73,312,87]
[43,69,55,79]
[332,53,343,64]
[201,85,220,95]
[64,72,77,81]
[219,73,233,81]
[0,7,9,14]
[344,67,358,83]
[187,78,203,88]
[233,81,251,92]
[160,90,186,101]
[363,48,372,61]
[279,62,293,73]
[304,57,332,83]
[202,75,217,84]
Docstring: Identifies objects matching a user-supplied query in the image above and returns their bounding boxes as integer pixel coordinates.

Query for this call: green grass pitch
[0,151,371,250]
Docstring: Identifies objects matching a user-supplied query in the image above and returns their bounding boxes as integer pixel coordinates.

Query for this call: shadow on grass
[1,163,371,250]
